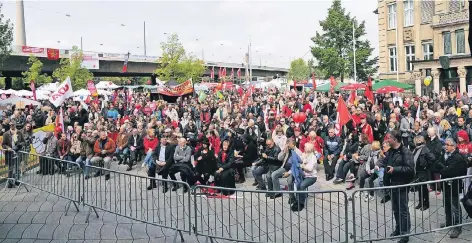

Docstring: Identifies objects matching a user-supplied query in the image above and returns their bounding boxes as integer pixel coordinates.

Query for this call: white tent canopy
[96,81,121,89]
[37,82,60,91]
[17,90,34,97]
[73,89,90,97]
[98,89,112,95]
[0,96,41,106]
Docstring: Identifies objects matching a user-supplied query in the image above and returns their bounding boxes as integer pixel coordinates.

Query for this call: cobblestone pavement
[1,162,472,243]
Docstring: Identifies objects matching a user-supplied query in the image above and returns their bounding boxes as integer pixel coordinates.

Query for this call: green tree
[53,46,94,89]
[22,55,53,86]
[311,0,378,82]
[0,3,13,68]
[307,58,325,78]
[288,58,310,81]
[155,33,206,83]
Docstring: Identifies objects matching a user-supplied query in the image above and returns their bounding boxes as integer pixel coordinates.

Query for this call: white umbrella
[97,89,112,95]
[96,81,121,89]
[0,96,41,106]
[73,89,90,97]
[17,90,34,97]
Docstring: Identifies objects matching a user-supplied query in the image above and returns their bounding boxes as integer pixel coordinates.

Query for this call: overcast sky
[2,0,379,68]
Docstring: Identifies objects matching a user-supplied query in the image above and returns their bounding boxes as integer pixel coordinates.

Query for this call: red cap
[359,114,367,119]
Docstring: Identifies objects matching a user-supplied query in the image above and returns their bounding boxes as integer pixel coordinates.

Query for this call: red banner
[157,80,194,96]
[47,48,59,60]
[22,46,44,53]
[87,80,98,97]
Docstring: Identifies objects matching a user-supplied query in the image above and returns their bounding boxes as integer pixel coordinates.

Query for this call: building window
[423,42,433,60]
[404,0,414,26]
[449,0,466,12]
[389,47,397,72]
[388,4,397,29]
[405,45,415,71]
[421,0,434,23]
[443,32,452,55]
[456,29,465,54]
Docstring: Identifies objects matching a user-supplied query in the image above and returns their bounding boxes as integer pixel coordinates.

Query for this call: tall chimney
[15,0,26,46]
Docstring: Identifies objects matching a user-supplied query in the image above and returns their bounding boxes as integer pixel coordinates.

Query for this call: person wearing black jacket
[426,127,444,193]
[233,134,258,183]
[384,131,415,243]
[323,128,344,181]
[440,138,468,239]
[2,120,25,188]
[373,113,387,142]
[194,138,218,185]
[252,138,281,192]
[127,129,143,170]
[412,136,435,211]
[409,122,427,151]
[333,133,359,184]
[149,137,176,192]
[215,140,236,195]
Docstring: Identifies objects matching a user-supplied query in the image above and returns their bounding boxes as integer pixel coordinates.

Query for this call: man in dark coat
[440,138,468,239]
[127,128,143,170]
[148,137,176,192]
[373,113,387,142]
[2,120,25,188]
[384,131,415,243]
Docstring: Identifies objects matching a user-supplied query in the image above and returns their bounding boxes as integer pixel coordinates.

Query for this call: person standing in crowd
[426,127,444,194]
[79,130,98,179]
[412,136,435,211]
[384,131,415,243]
[359,114,374,143]
[91,131,116,180]
[39,132,58,175]
[149,137,176,192]
[400,111,414,147]
[440,138,468,238]
[2,120,25,188]
[323,128,343,181]
[57,133,72,174]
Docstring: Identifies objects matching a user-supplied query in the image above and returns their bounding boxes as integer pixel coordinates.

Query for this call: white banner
[49,77,74,107]
[70,51,100,70]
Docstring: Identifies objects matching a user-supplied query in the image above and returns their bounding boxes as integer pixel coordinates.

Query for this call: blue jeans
[288,176,317,205]
[76,157,91,176]
[115,147,129,162]
[368,168,385,196]
[143,151,153,167]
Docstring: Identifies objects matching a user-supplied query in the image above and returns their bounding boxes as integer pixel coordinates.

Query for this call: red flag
[348,90,356,105]
[231,68,234,80]
[365,76,374,103]
[218,67,222,79]
[329,76,338,93]
[46,48,59,60]
[335,96,352,136]
[312,73,317,90]
[237,68,241,79]
[293,80,297,91]
[210,66,215,79]
[457,86,461,100]
[30,80,37,101]
[222,67,227,77]
[122,52,130,72]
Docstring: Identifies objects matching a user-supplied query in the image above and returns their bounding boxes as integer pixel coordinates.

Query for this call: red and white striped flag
[210,66,215,79]
[122,52,130,72]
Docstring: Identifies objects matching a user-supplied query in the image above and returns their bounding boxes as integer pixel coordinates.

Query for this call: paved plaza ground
[1,162,472,243]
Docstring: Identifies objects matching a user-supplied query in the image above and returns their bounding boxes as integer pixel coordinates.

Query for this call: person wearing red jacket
[282,104,292,118]
[207,130,221,156]
[302,100,313,114]
[300,130,324,157]
[142,129,159,168]
[457,130,472,155]
[359,114,374,143]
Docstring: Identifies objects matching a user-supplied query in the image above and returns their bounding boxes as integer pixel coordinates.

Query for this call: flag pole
[352,20,357,83]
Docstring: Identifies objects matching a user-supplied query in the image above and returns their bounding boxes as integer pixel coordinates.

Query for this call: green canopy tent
[315,82,348,92]
[373,80,414,91]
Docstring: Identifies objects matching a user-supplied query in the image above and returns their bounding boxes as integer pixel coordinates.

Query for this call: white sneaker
[141,163,146,168]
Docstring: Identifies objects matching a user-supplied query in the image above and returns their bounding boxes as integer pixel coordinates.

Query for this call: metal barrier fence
[193,185,349,243]
[351,175,472,242]
[81,164,192,243]
[3,151,81,215]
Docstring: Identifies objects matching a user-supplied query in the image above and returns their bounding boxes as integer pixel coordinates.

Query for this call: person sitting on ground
[91,131,116,180]
[194,137,218,186]
[148,136,176,192]
[169,138,194,192]
[285,142,318,212]
[215,140,236,195]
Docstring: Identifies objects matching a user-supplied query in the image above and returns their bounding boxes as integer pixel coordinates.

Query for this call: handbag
[460,182,472,218]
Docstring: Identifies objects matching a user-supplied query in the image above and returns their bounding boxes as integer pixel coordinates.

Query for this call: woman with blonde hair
[439,119,453,142]
[286,141,317,212]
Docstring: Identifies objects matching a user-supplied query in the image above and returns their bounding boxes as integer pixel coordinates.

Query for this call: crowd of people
[1,85,471,242]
